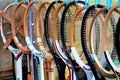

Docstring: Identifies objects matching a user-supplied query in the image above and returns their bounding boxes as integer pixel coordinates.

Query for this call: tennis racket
[69,4,95,80]
[0,2,26,80]
[81,4,110,79]
[11,1,31,54]
[60,1,91,80]
[23,1,45,80]
[103,5,120,79]
[44,1,67,80]
[35,1,59,80]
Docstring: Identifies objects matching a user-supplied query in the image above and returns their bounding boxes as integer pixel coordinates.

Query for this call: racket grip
[16,55,23,80]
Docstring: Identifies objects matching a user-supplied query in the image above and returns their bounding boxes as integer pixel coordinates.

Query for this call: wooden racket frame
[103,6,120,53]
[52,2,78,80]
[70,7,95,80]
[35,2,56,80]
[11,1,31,54]
[89,7,116,78]
[0,3,23,59]
[44,1,68,80]
[11,2,33,79]
[60,1,94,80]
[80,4,111,80]
[0,3,17,49]
[0,3,25,79]
[103,6,120,79]
[23,1,46,80]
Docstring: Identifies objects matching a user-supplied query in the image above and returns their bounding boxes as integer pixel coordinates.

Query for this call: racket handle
[27,73,32,80]
[16,55,23,80]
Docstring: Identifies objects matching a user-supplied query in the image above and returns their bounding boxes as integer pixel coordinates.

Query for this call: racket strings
[2,5,15,41]
[14,5,27,47]
[90,14,104,65]
[44,2,68,80]
[109,14,118,61]
[63,6,78,52]
[92,9,119,72]
[74,11,86,62]
[61,2,89,80]
[55,5,70,58]
[36,4,58,79]
[12,5,28,49]
[28,6,36,45]
[89,10,101,55]
[39,6,46,40]
[56,12,63,48]
[94,19,100,55]
[40,12,49,50]
[106,11,120,65]
[81,6,109,79]
[3,23,11,39]
[2,1,120,80]
[86,11,96,52]
[45,4,60,52]
[92,13,105,63]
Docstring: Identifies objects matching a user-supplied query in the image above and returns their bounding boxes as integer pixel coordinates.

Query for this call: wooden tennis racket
[35,1,59,80]
[44,1,67,80]
[103,5,120,79]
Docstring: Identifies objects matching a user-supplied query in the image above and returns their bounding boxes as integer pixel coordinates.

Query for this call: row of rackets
[0,0,120,80]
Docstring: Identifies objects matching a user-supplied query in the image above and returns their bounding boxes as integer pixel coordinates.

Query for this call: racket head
[35,2,59,80]
[103,6,120,75]
[60,1,89,79]
[52,2,73,79]
[1,3,16,49]
[60,1,80,55]
[0,3,25,59]
[89,7,116,77]
[60,1,88,66]
[11,1,31,54]
[89,6,120,78]
[69,7,96,80]
[44,1,68,80]
[70,7,87,63]
[80,4,114,79]
[52,2,68,59]
[35,2,53,59]
[103,6,120,63]
[44,1,63,53]
[23,1,43,52]
[23,2,46,80]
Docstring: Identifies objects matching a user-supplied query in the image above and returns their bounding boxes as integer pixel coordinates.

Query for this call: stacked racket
[0,0,120,80]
